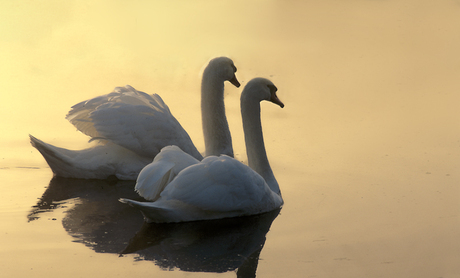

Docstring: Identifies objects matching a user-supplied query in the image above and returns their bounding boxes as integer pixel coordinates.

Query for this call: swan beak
[229,75,241,88]
[270,92,284,108]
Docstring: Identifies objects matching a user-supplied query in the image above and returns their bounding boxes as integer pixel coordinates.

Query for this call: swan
[30,57,240,180]
[120,78,284,223]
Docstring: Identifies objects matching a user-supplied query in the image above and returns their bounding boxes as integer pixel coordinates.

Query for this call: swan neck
[201,69,233,157]
[241,98,280,194]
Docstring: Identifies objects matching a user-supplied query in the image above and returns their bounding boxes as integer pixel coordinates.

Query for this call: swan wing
[135,160,175,201]
[66,85,157,138]
[161,156,272,213]
[66,94,111,139]
[135,146,200,201]
[68,85,201,159]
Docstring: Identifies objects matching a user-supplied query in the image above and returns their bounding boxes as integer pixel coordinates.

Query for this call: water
[1,0,459,277]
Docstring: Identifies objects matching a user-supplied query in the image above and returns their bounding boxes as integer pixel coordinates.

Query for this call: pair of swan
[31,57,284,223]
[30,57,239,180]
[120,77,284,223]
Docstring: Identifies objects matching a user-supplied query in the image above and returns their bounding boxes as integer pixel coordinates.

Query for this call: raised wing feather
[90,100,190,158]
[135,146,200,201]
[66,85,201,159]
[66,94,109,138]
[135,159,175,201]
[66,86,162,138]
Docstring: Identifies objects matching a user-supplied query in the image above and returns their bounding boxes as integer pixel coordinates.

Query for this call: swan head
[241,78,284,108]
[206,57,240,87]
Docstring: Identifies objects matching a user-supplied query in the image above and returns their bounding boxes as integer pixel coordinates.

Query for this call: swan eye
[267,84,277,93]
[231,64,237,73]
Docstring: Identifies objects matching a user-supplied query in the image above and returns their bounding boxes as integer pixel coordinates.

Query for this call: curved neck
[241,97,280,194]
[201,68,233,157]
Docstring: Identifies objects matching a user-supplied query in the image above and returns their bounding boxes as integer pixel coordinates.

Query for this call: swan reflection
[28,177,281,276]
[121,208,280,275]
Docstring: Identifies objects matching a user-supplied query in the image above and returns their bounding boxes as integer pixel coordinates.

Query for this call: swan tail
[29,134,116,179]
[119,198,174,223]
[29,135,75,175]
[119,198,197,223]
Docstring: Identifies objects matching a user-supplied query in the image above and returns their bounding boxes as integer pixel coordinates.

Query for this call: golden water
[1,1,459,277]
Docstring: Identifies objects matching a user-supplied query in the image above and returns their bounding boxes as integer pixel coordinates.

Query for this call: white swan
[30,57,239,180]
[120,78,284,223]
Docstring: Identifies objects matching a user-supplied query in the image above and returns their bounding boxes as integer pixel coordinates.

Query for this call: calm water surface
[1,1,459,277]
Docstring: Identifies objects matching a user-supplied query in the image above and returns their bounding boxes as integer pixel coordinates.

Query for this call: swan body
[120,78,284,223]
[30,57,239,180]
